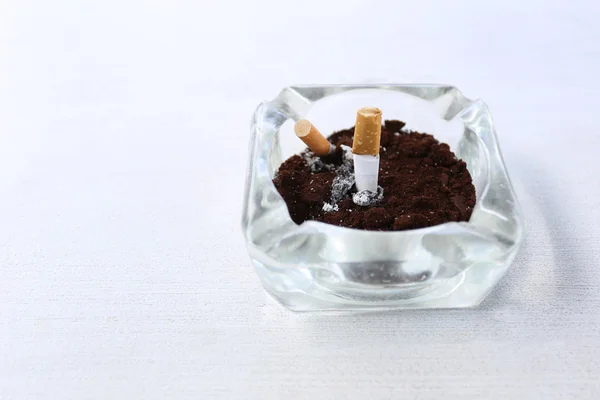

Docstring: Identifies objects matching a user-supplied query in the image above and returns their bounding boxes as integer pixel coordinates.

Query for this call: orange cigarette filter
[352,107,382,156]
[294,119,334,156]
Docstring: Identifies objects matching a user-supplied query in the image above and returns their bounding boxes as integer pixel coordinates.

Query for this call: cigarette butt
[352,107,382,156]
[294,119,335,156]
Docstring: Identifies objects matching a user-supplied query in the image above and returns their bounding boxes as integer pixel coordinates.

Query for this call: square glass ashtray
[242,84,523,311]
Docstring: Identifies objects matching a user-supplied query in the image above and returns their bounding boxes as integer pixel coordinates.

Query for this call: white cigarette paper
[353,154,379,192]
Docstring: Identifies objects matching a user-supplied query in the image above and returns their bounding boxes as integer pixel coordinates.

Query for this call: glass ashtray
[242,84,523,311]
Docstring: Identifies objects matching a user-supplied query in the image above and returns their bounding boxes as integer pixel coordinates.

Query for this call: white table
[1,1,599,398]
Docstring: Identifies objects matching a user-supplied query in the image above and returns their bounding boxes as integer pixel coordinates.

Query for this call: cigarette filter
[352,107,382,156]
[294,119,335,156]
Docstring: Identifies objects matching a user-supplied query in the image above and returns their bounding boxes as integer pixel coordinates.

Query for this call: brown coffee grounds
[273,120,476,231]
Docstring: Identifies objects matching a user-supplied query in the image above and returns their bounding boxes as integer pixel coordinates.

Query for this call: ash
[302,151,334,173]
[322,145,355,212]
[322,203,339,212]
[352,186,384,207]
[330,146,355,203]
[341,144,353,163]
